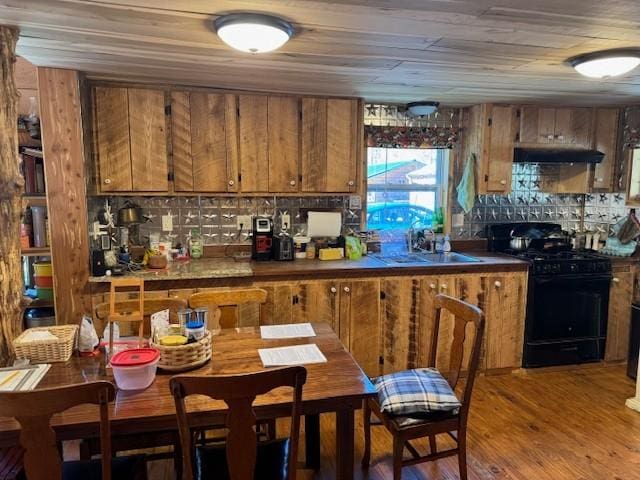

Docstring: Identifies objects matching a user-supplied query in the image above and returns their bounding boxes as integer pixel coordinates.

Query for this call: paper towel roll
[307,211,342,238]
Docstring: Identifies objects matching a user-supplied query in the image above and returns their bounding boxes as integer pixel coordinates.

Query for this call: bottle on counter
[442,235,452,253]
[433,208,444,233]
[189,229,203,259]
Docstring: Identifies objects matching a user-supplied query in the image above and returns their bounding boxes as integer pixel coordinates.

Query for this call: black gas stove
[488,223,612,368]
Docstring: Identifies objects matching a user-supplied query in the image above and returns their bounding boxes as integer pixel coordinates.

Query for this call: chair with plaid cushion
[362,294,485,480]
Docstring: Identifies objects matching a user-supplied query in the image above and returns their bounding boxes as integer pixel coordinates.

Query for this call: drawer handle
[429,283,436,290]
[330,286,337,294]
[104,178,112,185]
[228,179,235,186]
[612,277,620,283]
[545,134,554,140]
[494,281,502,288]
[440,284,448,290]
[343,286,350,293]
[499,180,507,185]
[348,180,355,187]
[596,177,603,182]
[289,180,296,186]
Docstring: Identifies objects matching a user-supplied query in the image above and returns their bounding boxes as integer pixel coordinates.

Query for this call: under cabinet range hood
[513,148,605,164]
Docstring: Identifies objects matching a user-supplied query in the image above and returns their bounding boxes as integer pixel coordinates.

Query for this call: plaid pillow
[374,368,461,417]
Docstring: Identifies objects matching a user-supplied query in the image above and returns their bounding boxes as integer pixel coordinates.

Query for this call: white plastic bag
[79,315,99,352]
[103,322,120,344]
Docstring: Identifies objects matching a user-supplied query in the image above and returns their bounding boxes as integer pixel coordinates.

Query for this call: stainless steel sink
[374,252,480,265]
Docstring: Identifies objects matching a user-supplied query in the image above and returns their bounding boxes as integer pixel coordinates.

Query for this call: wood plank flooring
[72,364,640,479]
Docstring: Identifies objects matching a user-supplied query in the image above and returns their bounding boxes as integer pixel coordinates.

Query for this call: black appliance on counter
[252,217,273,261]
[488,222,612,368]
[272,234,295,261]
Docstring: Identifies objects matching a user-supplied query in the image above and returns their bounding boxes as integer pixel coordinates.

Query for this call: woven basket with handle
[151,330,212,372]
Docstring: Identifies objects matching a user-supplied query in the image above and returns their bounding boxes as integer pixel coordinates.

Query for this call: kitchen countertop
[89,251,529,284]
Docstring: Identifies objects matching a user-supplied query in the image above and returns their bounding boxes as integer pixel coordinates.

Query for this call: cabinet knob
[546,134,554,140]
[289,180,296,186]
[494,281,502,288]
[499,180,507,185]
[440,284,448,290]
[429,283,436,290]
[612,277,620,283]
[343,286,350,293]
[330,286,337,294]
[103,178,111,185]
[228,180,235,186]
[347,180,355,187]
[596,177,603,183]
[557,135,564,141]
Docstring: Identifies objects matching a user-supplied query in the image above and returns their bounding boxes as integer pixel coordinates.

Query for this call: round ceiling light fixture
[213,13,293,53]
[567,49,640,79]
[406,101,440,117]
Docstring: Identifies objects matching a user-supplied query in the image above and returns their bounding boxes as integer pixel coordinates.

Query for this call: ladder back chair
[107,278,145,350]
[170,366,307,480]
[188,288,268,329]
[0,381,146,480]
[95,297,188,337]
[362,294,485,480]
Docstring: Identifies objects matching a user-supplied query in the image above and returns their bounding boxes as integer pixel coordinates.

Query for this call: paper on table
[260,323,316,339]
[0,364,50,392]
[258,344,327,367]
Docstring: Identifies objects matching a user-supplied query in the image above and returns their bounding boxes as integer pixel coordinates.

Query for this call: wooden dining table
[0,322,376,479]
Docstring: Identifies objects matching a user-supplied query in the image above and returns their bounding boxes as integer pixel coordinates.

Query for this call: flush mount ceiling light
[213,13,293,53]
[406,101,440,116]
[567,49,640,79]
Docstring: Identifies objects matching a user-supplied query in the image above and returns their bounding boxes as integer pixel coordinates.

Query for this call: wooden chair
[170,366,307,480]
[362,294,485,480]
[94,297,189,337]
[107,278,145,350]
[0,381,146,480]
[188,288,268,329]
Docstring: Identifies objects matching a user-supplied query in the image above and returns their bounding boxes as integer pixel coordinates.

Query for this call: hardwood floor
[85,365,640,479]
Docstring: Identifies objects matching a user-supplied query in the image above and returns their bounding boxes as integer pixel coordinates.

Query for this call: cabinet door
[381,277,421,374]
[95,87,132,192]
[554,107,592,147]
[519,106,556,144]
[605,269,634,361]
[239,95,269,192]
[592,108,620,191]
[485,105,517,192]
[268,96,300,192]
[484,273,527,370]
[301,98,359,193]
[294,280,340,332]
[128,88,168,192]
[173,91,238,192]
[260,284,295,326]
[326,99,358,192]
[341,280,380,377]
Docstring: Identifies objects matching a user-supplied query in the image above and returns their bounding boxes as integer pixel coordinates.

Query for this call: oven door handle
[534,274,613,285]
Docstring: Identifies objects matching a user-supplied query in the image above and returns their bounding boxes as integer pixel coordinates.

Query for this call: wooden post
[0,26,22,366]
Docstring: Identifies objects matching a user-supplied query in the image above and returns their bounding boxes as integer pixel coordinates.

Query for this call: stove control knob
[569,263,579,273]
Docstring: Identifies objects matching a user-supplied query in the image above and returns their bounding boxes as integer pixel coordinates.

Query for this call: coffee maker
[252,217,273,261]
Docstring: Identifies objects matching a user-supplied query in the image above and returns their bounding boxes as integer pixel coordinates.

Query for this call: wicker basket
[151,330,212,372]
[13,325,78,363]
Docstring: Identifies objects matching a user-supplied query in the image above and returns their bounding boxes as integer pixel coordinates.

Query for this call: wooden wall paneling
[239,94,268,192]
[127,88,168,191]
[268,96,300,193]
[38,68,92,324]
[345,279,380,377]
[170,91,194,191]
[301,98,327,192]
[189,92,228,192]
[591,108,620,191]
[486,105,517,192]
[381,277,420,374]
[605,267,634,361]
[326,99,357,192]
[94,86,132,191]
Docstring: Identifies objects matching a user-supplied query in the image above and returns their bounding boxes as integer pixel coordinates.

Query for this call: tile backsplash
[87,195,362,248]
[451,163,629,239]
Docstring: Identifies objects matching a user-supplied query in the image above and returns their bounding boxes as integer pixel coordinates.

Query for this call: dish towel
[456,153,476,214]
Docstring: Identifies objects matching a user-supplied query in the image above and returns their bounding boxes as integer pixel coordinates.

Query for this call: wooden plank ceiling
[3,0,640,105]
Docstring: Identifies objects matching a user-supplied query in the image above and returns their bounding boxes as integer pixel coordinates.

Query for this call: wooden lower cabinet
[381,272,528,374]
[605,266,634,362]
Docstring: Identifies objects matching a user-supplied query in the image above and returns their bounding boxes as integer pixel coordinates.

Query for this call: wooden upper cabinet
[519,106,592,147]
[302,98,360,193]
[171,91,238,193]
[238,95,269,192]
[94,87,168,192]
[268,96,300,193]
[592,108,620,191]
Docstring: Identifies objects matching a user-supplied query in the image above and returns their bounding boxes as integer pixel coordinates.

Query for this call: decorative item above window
[364,104,462,149]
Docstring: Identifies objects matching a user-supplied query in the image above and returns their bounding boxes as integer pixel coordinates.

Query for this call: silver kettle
[509,230,531,251]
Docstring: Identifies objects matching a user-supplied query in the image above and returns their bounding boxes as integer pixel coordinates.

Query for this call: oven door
[527,274,611,343]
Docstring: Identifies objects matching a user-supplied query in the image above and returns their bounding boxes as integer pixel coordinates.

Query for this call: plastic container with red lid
[110,348,160,390]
